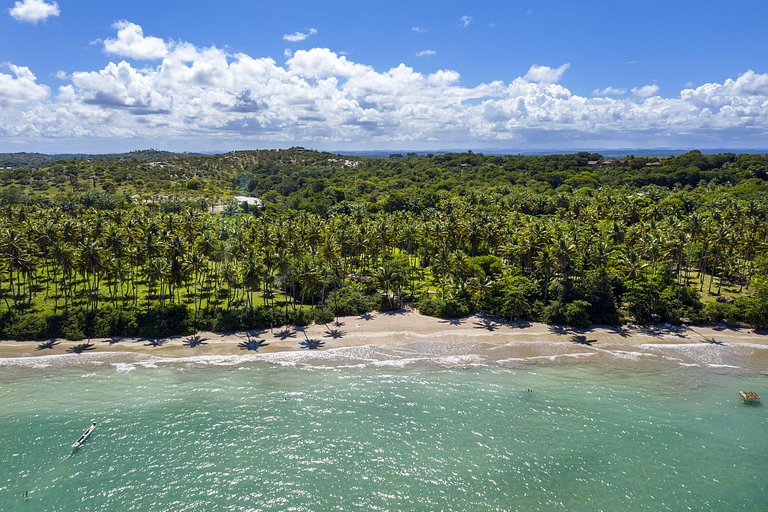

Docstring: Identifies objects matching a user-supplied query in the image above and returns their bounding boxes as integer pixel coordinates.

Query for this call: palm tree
[432,245,452,299]
[0,229,33,307]
[534,248,555,303]
[78,239,103,311]
[552,233,575,303]
[374,261,402,310]
[187,250,206,315]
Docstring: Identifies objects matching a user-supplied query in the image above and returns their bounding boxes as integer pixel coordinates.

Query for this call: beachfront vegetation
[1,148,767,339]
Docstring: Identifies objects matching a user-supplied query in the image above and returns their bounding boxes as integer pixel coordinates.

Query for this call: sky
[1,0,767,153]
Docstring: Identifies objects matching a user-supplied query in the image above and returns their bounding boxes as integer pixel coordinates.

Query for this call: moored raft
[739,391,760,403]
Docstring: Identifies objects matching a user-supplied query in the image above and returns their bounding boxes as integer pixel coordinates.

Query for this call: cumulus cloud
[415,49,436,58]
[0,64,49,105]
[524,63,570,84]
[2,22,768,150]
[411,26,427,33]
[632,84,660,98]
[283,28,318,42]
[72,61,172,114]
[8,0,59,23]
[461,15,473,28]
[286,47,370,79]
[104,21,169,60]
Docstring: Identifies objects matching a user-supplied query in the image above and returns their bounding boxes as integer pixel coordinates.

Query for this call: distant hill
[1,147,766,206]
[0,149,193,168]
[0,147,358,199]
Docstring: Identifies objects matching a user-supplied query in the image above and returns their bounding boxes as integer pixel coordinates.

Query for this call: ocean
[0,348,766,511]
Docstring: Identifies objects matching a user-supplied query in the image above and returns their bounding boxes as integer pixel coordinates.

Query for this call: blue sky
[1,0,767,153]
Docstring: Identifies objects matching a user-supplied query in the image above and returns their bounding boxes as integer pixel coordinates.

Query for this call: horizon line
[2,147,768,157]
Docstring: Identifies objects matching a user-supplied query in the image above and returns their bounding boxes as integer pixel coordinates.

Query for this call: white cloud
[283,28,318,43]
[0,64,49,106]
[592,86,627,97]
[71,61,173,114]
[632,84,660,98]
[411,26,427,33]
[2,24,768,151]
[524,63,570,84]
[680,70,768,111]
[461,15,473,28]
[104,21,168,60]
[427,69,460,85]
[8,0,59,23]
[415,49,436,58]
[283,48,293,58]
[286,47,369,79]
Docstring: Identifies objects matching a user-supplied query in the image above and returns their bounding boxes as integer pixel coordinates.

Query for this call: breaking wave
[1,339,766,373]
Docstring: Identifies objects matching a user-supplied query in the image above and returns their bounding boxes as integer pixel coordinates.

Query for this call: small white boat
[72,420,97,449]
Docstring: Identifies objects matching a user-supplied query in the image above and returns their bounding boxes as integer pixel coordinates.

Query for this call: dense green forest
[1,148,767,340]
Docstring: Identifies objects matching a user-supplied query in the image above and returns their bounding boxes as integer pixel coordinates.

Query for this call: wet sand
[1,311,767,371]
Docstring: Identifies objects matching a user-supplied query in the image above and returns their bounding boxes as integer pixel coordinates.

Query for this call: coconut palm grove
[1,148,767,340]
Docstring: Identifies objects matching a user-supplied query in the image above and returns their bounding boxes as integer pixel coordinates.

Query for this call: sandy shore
[2,311,767,371]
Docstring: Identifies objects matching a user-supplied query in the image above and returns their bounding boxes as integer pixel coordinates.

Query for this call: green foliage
[0,148,767,339]
[485,275,538,320]
[137,306,193,338]
[312,307,336,325]
[467,255,503,278]
[326,287,379,317]
[186,178,203,190]
[741,278,768,330]
[60,308,86,341]
[625,277,704,324]
[542,300,592,327]
[1,312,48,340]
[660,284,705,323]
[418,297,471,319]
[704,301,741,324]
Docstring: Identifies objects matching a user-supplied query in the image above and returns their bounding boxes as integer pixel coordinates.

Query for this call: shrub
[741,279,768,329]
[186,178,203,190]
[312,307,336,324]
[417,297,470,319]
[212,308,244,332]
[291,308,313,326]
[705,301,741,323]
[325,287,378,316]
[624,278,704,325]
[564,300,592,327]
[103,309,138,337]
[60,308,86,340]
[137,305,192,338]
[576,270,621,325]
[624,282,664,323]
[486,275,538,320]
[660,284,704,323]
[542,300,592,328]
[2,313,47,340]
[83,309,139,338]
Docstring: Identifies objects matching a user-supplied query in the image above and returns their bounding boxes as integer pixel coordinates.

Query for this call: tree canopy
[1,149,767,339]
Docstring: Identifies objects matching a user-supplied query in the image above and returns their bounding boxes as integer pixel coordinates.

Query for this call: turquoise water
[0,361,766,511]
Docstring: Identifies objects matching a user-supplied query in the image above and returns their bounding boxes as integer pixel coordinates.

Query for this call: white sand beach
[2,311,767,371]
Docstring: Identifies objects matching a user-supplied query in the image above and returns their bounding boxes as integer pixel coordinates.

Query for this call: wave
[0,340,765,372]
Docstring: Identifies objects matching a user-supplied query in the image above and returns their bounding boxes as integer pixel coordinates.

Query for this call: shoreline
[2,311,767,371]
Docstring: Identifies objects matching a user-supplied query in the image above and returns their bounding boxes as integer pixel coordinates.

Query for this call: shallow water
[1,357,766,511]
